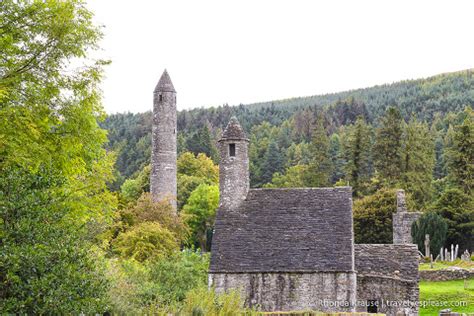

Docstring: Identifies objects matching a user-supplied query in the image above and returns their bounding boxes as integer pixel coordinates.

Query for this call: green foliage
[401,117,435,207]
[342,117,373,196]
[445,106,474,194]
[305,115,332,187]
[186,125,219,163]
[182,287,244,315]
[120,165,150,203]
[411,212,448,257]
[266,165,308,188]
[353,188,397,244]
[177,152,219,209]
[431,188,474,252]
[260,140,284,185]
[374,107,404,185]
[0,0,115,312]
[182,184,219,251]
[113,222,179,262]
[107,250,209,314]
[0,168,110,314]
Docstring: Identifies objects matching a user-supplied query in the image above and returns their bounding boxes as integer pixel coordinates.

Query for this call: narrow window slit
[229,143,236,157]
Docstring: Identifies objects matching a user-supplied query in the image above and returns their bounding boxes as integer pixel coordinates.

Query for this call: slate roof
[210,187,355,273]
[154,69,176,93]
[220,117,248,141]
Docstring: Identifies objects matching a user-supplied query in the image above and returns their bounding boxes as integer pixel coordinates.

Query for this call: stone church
[150,70,420,316]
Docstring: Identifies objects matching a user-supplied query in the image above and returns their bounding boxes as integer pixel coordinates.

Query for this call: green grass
[419,279,474,315]
[419,259,474,271]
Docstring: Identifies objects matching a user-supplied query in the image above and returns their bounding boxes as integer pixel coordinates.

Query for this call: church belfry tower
[218,117,249,210]
[151,69,177,211]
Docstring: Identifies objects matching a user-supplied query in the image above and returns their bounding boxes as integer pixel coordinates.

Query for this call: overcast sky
[87,0,474,113]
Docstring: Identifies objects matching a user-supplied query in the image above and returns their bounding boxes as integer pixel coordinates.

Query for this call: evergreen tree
[374,107,404,185]
[432,188,474,252]
[411,212,448,257]
[329,133,345,184]
[186,125,218,162]
[305,115,332,187]
[343,117,373,196]
[260,141,284,185]
[445,107,474,194]
[401,117,435,207]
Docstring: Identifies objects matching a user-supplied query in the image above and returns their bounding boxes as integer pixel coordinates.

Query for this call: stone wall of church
[209,272,357,312]
[355,244,419,316]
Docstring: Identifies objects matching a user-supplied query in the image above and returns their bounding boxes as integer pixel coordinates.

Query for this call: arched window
[159,94,163,102]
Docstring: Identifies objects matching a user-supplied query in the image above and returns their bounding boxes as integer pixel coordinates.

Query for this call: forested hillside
[103,69,474,184]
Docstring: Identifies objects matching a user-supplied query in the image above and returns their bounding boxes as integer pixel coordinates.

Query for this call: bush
[107,250,210,314]
[113,222,179,262]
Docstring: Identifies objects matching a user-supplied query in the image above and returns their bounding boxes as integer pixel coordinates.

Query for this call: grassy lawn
[419,279,474,315]
[419,259,474,271]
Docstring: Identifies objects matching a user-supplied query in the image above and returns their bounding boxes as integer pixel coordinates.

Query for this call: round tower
[218,117,249,210]
[151,69,177,211]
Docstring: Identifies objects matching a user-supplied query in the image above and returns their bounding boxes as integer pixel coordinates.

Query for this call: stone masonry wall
[393,212,422,244]
[393,189,422,244]
[218,139,249,210]
[355,244,419,316]
[210,272,357,313]
[419,268,474,281]
[151,89,177,210]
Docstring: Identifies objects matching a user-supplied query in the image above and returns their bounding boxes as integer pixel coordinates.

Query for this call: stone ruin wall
[392,190,422,244]
[354,244,419,316]
[210,272,357,313]
[393,212,422,244]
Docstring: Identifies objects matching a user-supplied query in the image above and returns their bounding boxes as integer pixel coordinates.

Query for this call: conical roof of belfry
[220,116,248,141]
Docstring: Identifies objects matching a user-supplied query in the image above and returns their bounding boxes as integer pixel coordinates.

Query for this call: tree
[411,212,448,257]
[305,115,332,187]
[0,1,114,313]
[343,117,373,196]
[374,107,404,185]
[181,184,219,251]
[186,125,218,162]
[113,222,179,262]
[431,188,474,252]
[445,107,474,194]
[353,188,398,244]
[260,141,284,185]
[177,152,218,209]
[401,117,435,207]
[329,133,345,184]
[265,164,308,188]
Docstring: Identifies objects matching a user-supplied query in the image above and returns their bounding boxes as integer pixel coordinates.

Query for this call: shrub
[113,222,179,262]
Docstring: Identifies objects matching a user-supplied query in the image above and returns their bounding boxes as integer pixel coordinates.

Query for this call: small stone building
[209,117,420,315]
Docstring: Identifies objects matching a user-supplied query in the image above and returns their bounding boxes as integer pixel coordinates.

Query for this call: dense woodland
[1,1,473,314]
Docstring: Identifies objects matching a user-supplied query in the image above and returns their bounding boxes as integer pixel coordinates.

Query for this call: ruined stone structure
[151,70,177,211]
[209,118,420,315]
[355,244,419,315]
[393,190,422,244]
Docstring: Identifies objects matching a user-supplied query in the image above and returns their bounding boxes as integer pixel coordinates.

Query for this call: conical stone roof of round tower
[220,117,248,141]
[154,69,176,93]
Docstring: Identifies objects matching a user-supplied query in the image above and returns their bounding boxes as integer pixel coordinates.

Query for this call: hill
[102,69,474,185]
